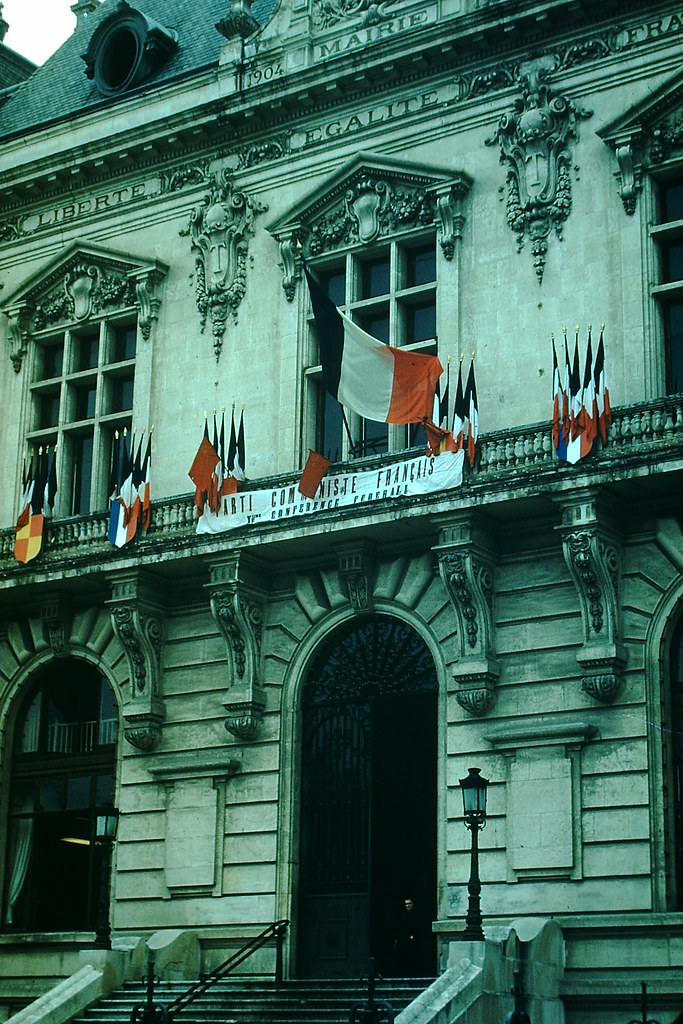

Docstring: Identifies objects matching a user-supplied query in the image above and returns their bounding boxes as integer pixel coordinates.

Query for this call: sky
[3,0,76,64]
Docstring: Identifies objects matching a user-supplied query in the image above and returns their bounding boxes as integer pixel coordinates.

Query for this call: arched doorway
[668,615,683,908]
[3,658,118,935]
[297,615,437,978]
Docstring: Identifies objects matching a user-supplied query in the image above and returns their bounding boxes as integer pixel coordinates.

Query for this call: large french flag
[305,268,442,424]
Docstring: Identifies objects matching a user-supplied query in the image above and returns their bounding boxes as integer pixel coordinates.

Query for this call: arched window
[668,618,683,908]
[3,659,118,933]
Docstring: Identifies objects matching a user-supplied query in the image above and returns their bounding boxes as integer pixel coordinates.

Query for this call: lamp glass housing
[460,767,489,820]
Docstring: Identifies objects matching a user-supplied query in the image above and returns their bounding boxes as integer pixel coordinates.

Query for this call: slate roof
[0,0,279,141]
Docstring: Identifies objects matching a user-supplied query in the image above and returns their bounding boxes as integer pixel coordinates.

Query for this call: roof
[0,0,279,141]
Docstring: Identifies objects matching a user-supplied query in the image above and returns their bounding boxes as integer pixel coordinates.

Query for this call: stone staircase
[71,976,433,1024]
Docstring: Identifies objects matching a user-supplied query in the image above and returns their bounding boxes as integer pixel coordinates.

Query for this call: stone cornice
[0,1,674,209]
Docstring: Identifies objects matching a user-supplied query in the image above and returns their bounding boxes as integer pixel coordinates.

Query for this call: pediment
[598,67,683,214]
[3,241,168,372]
[268,151,472,299]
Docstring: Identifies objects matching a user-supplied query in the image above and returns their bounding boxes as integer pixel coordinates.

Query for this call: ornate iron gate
[298,616,437,978]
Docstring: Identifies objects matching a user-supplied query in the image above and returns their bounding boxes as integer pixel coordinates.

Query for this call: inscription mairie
[313,9,432,61]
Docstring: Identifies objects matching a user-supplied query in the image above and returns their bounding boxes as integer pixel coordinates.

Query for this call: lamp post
[459,767,488,941]
[94,805,119,949]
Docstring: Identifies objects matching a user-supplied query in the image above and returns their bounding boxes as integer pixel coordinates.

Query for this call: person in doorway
[392,896,431,976]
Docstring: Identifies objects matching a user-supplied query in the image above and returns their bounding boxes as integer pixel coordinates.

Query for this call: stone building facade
[0,0,682,1021]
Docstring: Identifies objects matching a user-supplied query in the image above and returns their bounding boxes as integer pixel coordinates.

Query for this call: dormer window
[81,4,178,96]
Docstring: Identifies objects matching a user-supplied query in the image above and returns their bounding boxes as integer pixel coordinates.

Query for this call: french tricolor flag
[305,268,442,425]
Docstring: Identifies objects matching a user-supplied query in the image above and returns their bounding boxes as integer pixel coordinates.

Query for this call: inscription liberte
[19,178,161,235]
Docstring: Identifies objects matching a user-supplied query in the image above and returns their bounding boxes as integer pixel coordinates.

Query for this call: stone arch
[276,596,447,978]
[645,577,683,912]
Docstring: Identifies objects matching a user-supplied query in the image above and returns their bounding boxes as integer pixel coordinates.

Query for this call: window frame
[304,228,439,462]
[650,172,683,395]
[26,311,139,518]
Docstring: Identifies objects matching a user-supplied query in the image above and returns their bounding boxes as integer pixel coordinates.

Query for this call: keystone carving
[435,515,500,716]
[208,553,266,740]
[556,491,626,703]
[107,571,165,751]
[40,596,70,657]
[486,57,592,283]
[337,543,374,612]
[182,166,267,358]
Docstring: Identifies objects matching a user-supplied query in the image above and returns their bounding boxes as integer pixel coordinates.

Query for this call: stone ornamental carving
[182,167,267,358]
[556,491,626,704]
[313,0,398,29]
[107,571,166,751]
[3,246,168,372]
[486,57,591,283]
[269,156,471,301]
[435,515,500,717]
[208,554,266,740]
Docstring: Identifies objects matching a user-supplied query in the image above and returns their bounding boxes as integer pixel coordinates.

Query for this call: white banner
[196,450,464,535]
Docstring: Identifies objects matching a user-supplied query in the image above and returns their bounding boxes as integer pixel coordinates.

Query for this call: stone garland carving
[181,167,267,359]
[313,0,397,29]
[486,57,592,283]
[436,524,500,717]
[558,499,626,704]
[108,575,165,751]
[608,114,683,215]
[5,254,168,371]
[208,555,266,740]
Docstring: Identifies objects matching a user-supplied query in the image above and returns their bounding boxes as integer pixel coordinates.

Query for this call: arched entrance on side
[296,613,438,979]
[2,657,119,935]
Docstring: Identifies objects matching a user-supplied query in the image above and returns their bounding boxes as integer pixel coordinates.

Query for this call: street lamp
[459,767,489,941]
[94,805,119,948]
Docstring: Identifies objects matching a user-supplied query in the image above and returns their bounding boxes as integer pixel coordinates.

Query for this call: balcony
[1,394,682,581]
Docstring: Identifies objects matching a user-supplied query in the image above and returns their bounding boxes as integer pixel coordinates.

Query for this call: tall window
[652,178,683,393]
[306,235,437,461]
[3,660,118,932]
[27,317,137,515]
[668,618,683,908]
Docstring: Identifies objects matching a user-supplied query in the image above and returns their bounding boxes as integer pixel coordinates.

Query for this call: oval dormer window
[82,6,178,97]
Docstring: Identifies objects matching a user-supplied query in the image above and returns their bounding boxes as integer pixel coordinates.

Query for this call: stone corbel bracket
[427,176,472,260]
[207,553,267,740]
[337,542,374,613]
[434,513,500,716]
[274,229,301,302]
[106,570,166,751]
[5,301,30,373]
[127,260,169,340]
[555,490,626,703]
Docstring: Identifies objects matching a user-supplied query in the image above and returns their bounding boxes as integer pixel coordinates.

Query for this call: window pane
[405,301,436,344]
[320,389,343,463]
[71,434,93,514]
[357,311,389,344]
[109,375,134,413]
[406,245,436,287]
[361,257,390,299]
[663,241,683,283]
[663,182,683,222]
[75,333,99,371]
[320,269,345,306]
[38,391,61,429]
[35,343,63,381]
[111,324,137,362]
[362,420,388,456]
[666,302,683,394]
[74,384,97,420]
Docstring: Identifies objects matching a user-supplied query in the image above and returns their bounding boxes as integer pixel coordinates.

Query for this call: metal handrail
[164,919,289,1020]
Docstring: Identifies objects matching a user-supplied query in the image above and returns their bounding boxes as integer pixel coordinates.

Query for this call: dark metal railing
[349,958,394,1024]
[162,919,289,1021]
